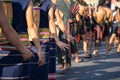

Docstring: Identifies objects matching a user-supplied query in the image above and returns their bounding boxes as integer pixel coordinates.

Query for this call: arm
[75,13,82,27]
[55,7,73,38]
[116,9,120,22]
[56,7,75,41]
[0,1,33,60]
[48,3,69,51]
[55,7,67,35]
[25,0,44,65]
[109,11,114,23]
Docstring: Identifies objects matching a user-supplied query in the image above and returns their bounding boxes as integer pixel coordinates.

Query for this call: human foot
[75,58,83,63]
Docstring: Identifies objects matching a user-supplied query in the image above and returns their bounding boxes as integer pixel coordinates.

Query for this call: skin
[48,0,74,51]
[83,5,93,55]
[74,13,83,62]
[62,0,83,62]
[103,7,113,23]
[0,1,34,61]
[77,1,89,57]
[67,0,83,62]
[109,8,120,52]
[103,7,114,53]
[93,7,107,24]
[25,0,45,65]
[51,0,76,71]
[92,5,107,56]
[115,9,120,22]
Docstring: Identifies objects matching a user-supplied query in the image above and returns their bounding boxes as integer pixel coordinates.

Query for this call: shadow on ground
[56,51,120,80]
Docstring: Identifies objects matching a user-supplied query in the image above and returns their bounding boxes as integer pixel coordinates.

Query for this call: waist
[0,33,29,46]
[39,28,50,38]
[0,45,31,51]
[0,28,51,46]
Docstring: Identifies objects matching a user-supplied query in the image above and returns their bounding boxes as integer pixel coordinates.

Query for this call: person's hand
[66,34,75,42]
[37,51,45,66]
[56,40,70,51]
[21,49,34,61]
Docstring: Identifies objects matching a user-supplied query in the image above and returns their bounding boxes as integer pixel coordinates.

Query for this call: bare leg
[59,64,65,74]
[74,51,83,62]
[74,39,83,62]
[93,26,101,56]
[114,37,119,47]
[117,44,120,52]
[88,30,93,55]
[108,33,116,50]
[81,34,90,57]
[117,40,120,52]
[93,41,99,56]
[105,36,110,54]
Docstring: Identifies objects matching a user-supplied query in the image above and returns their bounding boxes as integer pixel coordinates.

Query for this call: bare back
[93,6,107,24]
[103,7,113,23]
[78,4,87,17]
[115,9,120,22]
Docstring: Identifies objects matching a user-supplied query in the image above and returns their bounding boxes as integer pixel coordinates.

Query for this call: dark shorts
[112,22,120,34]
[93,23,110,36]
[56,30,69,64]
[103,23,110,36]
[78,24,86,35]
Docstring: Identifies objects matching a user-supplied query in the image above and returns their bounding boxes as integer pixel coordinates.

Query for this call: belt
[0,33,29,47]
[39,28,50,39]
[0,28,50,48]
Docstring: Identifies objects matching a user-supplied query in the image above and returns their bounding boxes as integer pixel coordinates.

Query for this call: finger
[38,61,44,66]
[65,46,69,49]
[63,47,66,51]
[66,44,70,47]
[58,45,63,50]
[62,46,68,51]
[60,47,65,51]
[23,58,29,61]
[61,48,65,51]
[63,45,69,49]
[31,53,35,57]
[62,44,69,50]
[59,45,64,51]
[74,38,77,41]
[65,43,70,47]
[23,58,26,61]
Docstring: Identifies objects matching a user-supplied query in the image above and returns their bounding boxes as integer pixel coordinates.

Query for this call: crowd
[0,0,120,80]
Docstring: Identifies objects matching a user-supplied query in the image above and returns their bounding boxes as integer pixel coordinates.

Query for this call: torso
[115,9,120,22]
[103,7,113,22]
[93,6,107,24]
[78,4,87,17]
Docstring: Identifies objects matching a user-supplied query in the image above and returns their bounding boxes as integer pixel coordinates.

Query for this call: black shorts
[112,22,120,34]
[78,24,86,35]
[103,23,110,36]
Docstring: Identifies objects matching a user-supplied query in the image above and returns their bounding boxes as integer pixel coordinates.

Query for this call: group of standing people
[0,0,120,79]
[55,0,120,74]
[0,0,74,79]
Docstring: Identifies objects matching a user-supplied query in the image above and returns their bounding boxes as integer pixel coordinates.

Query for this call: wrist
[37,49,43,56]
[54,37,60,43]
[52,33,60,42]
[64,31,69,36]
[20,48,28,54]
[65,32,70,38]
